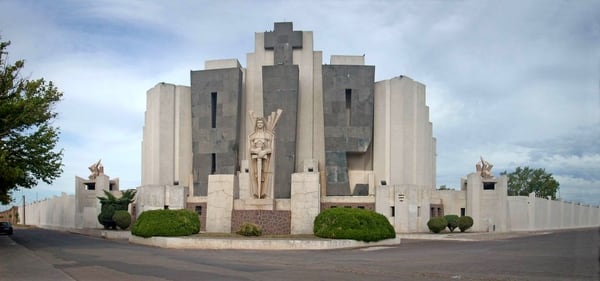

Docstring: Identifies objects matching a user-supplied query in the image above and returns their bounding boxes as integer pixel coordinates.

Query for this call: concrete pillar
[290,172,320,234]
[206,175,235,233]
[466,173,482,231]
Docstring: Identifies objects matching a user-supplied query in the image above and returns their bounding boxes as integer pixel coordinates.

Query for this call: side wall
[373,76,436,191]
[507,193,600,231]
[19,193,76,229]
[141,83,192,188]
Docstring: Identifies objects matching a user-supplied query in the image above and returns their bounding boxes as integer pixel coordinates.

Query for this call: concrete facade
[129,21,600,236]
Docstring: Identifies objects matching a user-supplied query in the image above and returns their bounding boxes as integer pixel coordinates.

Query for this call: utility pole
[22,195,25,225]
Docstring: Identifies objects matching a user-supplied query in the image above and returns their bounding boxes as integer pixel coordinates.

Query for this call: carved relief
[248,109,282,198]
[88,159,104,180]
[476,156,494,179]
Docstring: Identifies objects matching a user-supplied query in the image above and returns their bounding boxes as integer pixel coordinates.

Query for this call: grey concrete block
[191,67,243,196]
[262,64,299,198]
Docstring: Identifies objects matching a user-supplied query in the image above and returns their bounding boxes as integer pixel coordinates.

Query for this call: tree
[502,166,560,199]
[0,39,63,204]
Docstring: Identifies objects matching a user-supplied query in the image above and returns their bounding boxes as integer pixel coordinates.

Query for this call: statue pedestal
[234,198,275,210]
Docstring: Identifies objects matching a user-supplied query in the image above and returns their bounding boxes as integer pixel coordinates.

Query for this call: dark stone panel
[322,65,375,196]
[262,65,299,199]
[231,210,291,235]
[353,184,369,196]
[264,22,302,65]
[191,67,243,196]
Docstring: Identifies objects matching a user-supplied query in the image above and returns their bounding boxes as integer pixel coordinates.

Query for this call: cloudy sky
[0,0,598,208]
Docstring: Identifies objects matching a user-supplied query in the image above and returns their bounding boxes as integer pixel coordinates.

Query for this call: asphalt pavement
[2,226,598,280]
[0,233,74,281]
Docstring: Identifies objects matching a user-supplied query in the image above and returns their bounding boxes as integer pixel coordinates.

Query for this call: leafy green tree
[502,166,560,199]
[0,39,63,204]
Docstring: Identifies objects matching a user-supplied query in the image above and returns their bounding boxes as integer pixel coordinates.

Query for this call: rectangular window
[211,153,216,174]
[357,206,365,209]
[345,89,352,126]
[344,206,352,208]
[331,206,337,208]
[211,92,217,128]
[195,206,202,216]
[391,206,395,217]
[483,182,496,190]
[461,208,466,217]
[417,206,421,217]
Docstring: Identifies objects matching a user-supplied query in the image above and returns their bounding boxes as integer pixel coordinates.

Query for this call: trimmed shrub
[98,203,117,229]
[444,215,460,232]
[112,210,132,230]
[131,209,200,238]
[427,216,448,233]
[237,222,262,236]
[97,189,136,229]
[313,208,396,242]
[458,216,474,232]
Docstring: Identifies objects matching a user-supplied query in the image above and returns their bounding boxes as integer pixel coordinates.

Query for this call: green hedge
[427,216,447,233]
[313,208,396,242]
[112,210,131,230]
[458,216,474,232]
[444,215,460,232]
[131,209,200,238]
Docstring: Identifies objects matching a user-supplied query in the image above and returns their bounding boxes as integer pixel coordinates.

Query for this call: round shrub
[131,209,200,238]
[458,216,474,232]
[444,215,460,232]
[112,210,132,230]
[427,216,448,233]
[237,222,262,236]
[313,208,396,242]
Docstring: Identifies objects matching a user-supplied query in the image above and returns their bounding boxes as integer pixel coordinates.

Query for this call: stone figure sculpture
[88,159,104,180]
[248,109,282,198]
[476,156,494,179]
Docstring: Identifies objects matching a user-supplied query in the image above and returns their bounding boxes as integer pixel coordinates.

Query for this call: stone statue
[476,156,494,179]
[248,109,282,198]
[88,159,104,180]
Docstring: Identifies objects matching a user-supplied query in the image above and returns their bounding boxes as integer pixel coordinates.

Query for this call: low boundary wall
[507,193,600,231]
[18,193,76,229]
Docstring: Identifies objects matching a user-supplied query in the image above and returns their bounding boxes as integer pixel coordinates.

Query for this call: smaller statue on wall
[476,156,494,179]
[248,109,282,199]
[88,159,104,180]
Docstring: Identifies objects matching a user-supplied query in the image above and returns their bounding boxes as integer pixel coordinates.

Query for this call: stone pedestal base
[231,210,291,235]
[234,198,275,211]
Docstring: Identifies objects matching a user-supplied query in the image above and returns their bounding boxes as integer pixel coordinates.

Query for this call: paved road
[3,227,599,280]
